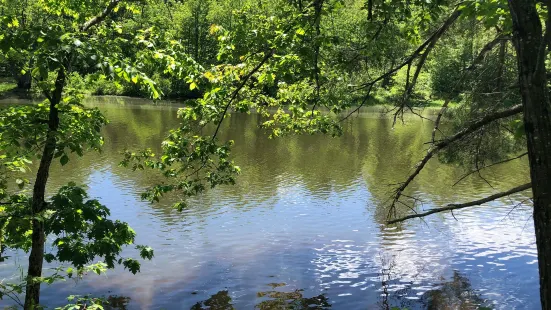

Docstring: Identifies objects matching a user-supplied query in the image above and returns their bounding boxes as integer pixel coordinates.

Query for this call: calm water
[0,97,537,309]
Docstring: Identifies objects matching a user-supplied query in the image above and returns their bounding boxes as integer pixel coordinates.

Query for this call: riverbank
[0,81,456,113]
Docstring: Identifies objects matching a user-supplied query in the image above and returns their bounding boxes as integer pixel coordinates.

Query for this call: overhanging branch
[387,183,532,224]
[357,9,461,92]
[211,49,275,141]
[389,104,523,216]
[453,152,528,186]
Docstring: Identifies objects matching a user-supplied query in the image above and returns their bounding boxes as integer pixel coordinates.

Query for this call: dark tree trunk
[496,39,506,91]
[508,1,551,309]
[193,6,200,61]
[312,0,323,100]
[23,68,65,310]
[16,71,31,90]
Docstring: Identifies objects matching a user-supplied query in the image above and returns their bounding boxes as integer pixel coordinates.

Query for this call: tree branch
[211,49,275,141]
[432,34,511,141]
[80,0,121,32]
[452,151,528,186]
[357,9,461,92]
[387,183,532,224]
[394,10,462,124]
[339,84,374,121]
[466,34,511,71]
[389,104,523,215]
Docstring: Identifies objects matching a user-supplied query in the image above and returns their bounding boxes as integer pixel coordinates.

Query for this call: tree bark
[508,1,551,308]
[23,68,65,310]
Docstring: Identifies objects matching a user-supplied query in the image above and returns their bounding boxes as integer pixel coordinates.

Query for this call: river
[0,97,537,309]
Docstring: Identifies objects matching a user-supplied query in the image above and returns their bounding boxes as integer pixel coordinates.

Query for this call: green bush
[86,75,125,96]
[66,72,86,93]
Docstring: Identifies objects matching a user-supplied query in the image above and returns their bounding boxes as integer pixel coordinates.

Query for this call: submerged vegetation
[0,0,550,308]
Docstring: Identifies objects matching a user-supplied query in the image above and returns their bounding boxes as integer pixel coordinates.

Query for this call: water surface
[0,97,537,309]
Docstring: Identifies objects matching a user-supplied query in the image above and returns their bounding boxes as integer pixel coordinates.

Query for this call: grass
[0,81,17,95]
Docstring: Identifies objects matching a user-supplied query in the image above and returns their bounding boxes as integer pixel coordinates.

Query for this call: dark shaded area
[191,287,331,310]
[380,271,493,310]
[189,272,491,310]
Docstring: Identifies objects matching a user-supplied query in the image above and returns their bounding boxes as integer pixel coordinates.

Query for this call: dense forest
[0,0,550,309]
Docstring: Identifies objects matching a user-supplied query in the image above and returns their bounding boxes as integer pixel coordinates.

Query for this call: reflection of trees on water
[104,295,131,310]
[422,271,491,310]
[54,100,530,228]
[380,270,492,310]
[82,272,490,310]
[191,290,235,310]
[187,272,491,310]
[190,285,331,310]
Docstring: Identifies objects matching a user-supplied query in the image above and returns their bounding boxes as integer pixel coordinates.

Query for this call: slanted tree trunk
[508,1,551,308]
[23,68,65,310]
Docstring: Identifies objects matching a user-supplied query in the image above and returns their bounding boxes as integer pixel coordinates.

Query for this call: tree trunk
[23,68,64,310]
[496,39,506,91]
[508,1,551,309]
[193,6,200,61]
[16,71,31,90]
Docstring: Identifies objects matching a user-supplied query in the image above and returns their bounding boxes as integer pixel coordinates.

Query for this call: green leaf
[137,245,154,260]
[60,154,69,166]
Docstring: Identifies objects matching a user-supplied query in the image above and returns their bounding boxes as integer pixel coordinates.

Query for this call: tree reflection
[191,290,235,310]
[190,273,490,310]
[422,271,491,310]
[380,270,492,310]
[190,285,331,310]
[104,295,131,310]
[255,287,331,310]
[52,99,529,227]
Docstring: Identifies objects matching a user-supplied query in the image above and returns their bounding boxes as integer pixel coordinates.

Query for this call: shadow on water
[190,286,331,310]
[187,271,491,310]
[381,271,493,310]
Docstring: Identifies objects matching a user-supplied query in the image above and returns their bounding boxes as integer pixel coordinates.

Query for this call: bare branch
[211,49,275,141]
[466,35,511,71]
[357,9,462,92]
[339,84,374,122]
[387,183,532,224]
[453,152,528,186]
[432,34,511,142]
[389,104,523,215]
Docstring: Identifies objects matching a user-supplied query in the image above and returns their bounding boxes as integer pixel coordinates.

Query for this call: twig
[356,9,461,92]
[387,183,532,224]
[432,34,511,142]
[211,49,275,141]
[339,84,374,122]
[453,152,528,186]
[388,104,523,215]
